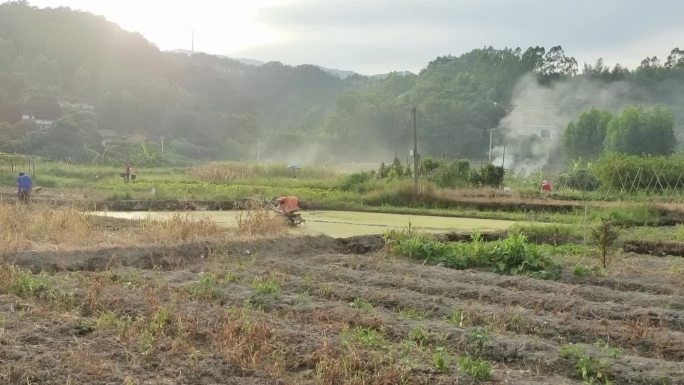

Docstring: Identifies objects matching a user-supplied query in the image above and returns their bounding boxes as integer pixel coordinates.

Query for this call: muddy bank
[624,240,684,257]
[3,235,342,273]
[95,198,582,214]
[4,230,512,273]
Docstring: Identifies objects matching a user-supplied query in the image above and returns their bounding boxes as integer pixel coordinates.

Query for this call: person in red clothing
[274,196,305,225]
[275,196,299,214]
[540,179,552,193]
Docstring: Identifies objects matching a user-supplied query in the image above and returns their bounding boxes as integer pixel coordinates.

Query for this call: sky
[28,0,684,75]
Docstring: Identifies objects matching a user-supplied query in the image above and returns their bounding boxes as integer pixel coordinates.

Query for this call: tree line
[0,1,683,166]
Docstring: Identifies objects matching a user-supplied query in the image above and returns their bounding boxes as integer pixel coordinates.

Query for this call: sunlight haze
[28,0,290,59]
[26,0,684,74]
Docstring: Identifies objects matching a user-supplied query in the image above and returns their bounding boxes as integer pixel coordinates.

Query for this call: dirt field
[1,231,682,385]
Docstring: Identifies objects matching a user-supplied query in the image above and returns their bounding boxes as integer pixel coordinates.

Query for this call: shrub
[428,160,471,188]
[388,232,558,277]
[470,164,504,188]
[591,218,620,268]
[340,172,372,192]
[557,168,601,191]
[592,153,684,193]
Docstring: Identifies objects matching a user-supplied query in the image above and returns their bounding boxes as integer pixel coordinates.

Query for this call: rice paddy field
[94,210,519,238]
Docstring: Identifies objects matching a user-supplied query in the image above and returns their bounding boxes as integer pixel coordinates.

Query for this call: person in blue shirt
[17,172,32,203]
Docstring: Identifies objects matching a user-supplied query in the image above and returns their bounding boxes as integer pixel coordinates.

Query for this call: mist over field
[0,2,683,175]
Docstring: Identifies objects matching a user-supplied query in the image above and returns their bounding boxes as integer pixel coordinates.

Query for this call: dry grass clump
[0,201,95,251]
[236,202,286,236]
[188,161,336,182]
[138,213,226,242]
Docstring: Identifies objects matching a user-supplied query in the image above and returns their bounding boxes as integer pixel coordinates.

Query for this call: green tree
[605,106,675,155]
[563,108,613,160]
[665,48,684,69]
[537,46,578,83]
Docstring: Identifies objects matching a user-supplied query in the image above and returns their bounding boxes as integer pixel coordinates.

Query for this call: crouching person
[17,172,32,203]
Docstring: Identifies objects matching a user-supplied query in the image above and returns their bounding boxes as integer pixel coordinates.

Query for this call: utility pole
[257,138,261,163]
[190,30,195,55]
[488,128,495,163]
[411,106,418,187]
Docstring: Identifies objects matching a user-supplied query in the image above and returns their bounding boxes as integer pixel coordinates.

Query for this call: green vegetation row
[387,231,560,278]
[5,161,684,229]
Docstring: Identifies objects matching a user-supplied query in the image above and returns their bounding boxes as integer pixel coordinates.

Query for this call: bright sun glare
[29,0,288,54]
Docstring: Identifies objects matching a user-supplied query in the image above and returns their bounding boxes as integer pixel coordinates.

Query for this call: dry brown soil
[1,234,683,385]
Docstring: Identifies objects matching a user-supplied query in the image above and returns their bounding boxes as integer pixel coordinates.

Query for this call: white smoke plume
[494,74,632,175]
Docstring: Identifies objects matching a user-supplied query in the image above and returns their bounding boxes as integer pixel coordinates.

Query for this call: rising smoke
[493,74,632,175]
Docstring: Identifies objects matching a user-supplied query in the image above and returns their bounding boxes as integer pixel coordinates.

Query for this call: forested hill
[0,1,358,163]
[1,1,684,167]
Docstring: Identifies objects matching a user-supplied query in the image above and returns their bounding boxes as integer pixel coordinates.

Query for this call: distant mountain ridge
[165,49,409,79]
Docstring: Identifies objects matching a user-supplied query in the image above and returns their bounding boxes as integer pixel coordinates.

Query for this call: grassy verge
[2,162,681,228]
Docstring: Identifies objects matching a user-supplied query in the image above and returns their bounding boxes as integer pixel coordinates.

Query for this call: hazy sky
[28,0,684,74]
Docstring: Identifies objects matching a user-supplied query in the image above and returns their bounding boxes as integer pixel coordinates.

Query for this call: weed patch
[398,307,424,320]
[387,232,559,277]
[431,347,452,372]
[573,265,608,277]
[349,297,374,312]
[458,355,492,380]
[0,266,68,304]
[187,273,228,301]
[252,276,281,296]
[345,326,386,348]
[408,326,435,346]
[560,344,612,384]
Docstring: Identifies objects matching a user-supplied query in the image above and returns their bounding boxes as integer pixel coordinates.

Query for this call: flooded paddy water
[95,210,519,237]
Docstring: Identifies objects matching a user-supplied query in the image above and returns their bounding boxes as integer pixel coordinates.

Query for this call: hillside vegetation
[1,1,684,167]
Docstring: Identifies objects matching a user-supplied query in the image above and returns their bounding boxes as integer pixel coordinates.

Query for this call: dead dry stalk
[236,201,286,236]
[0,202,94,252]
[138,213,224,242]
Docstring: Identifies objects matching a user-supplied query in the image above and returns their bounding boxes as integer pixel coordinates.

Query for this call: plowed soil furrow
[255,253,684,332]
[2,235,683,385]
[197,272,684,385]
[271,267,684,362]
